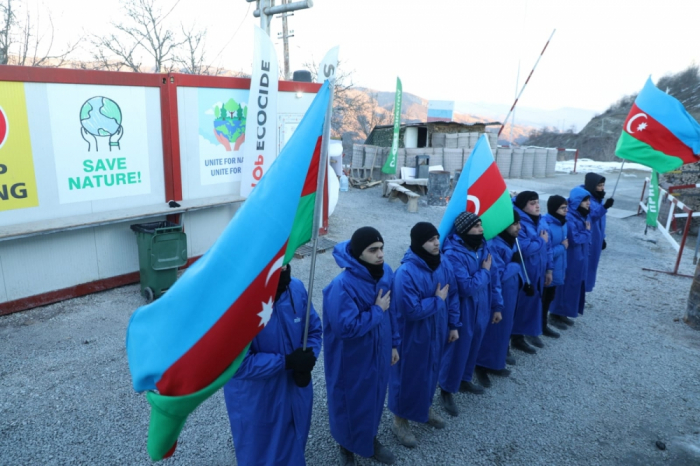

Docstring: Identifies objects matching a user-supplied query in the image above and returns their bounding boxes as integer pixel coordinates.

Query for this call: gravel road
[2,173,700,465]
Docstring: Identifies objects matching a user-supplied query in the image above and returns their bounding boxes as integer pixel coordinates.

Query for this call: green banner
[382,77,402,174]
[647,170,659,228]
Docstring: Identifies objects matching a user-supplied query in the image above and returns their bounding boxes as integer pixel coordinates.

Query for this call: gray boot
[392,415,417,448]
[372,437,396,464]
[440,389,459,417]
[339,445,355,466]
[427,407,446,429]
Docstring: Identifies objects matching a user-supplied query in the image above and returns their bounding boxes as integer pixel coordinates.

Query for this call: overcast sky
[43,0,700,114]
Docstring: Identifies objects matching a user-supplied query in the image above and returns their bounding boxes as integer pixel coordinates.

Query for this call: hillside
[342,88,536,144]
[526,65,700,161]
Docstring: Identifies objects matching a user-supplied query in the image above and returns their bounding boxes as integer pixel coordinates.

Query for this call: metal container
[428,171,451,206]
[415,155,430,179]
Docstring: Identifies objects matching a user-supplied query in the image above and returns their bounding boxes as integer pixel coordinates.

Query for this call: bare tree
[0,0,79,67]
[15,9,79,67]
[0,0,16,64]
[93,0,183,72]
[303,58,365,137]
[357,91,391,139]
[173,24,222,76]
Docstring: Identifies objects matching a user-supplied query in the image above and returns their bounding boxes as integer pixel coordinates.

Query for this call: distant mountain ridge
[525,65,700,161]
[355,87,541,144]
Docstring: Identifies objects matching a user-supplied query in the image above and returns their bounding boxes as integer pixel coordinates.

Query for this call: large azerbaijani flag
[126,82,331,461]
[615,78,700,173]
[439,134,513,241]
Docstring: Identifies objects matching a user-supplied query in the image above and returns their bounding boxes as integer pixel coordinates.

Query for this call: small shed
[364,121,501,149]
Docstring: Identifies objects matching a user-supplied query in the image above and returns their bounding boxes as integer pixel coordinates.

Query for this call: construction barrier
[638,177,700,277]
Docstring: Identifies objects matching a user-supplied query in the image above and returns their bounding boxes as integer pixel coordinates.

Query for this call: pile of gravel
[2,181,700,465]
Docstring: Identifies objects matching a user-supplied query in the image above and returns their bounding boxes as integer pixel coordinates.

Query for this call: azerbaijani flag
[615,78,700,173]
[439,134,513,241]
[126,82,330,461]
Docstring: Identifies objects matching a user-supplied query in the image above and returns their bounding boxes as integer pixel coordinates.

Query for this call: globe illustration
[80,97,122,137]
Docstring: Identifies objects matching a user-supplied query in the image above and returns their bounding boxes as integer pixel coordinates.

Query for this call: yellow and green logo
[0,82,38,212]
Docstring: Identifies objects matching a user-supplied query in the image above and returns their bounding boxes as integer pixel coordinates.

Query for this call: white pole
[611,160,626,198]
[303,78,335,350]
[498,29,556,137]
[515,238,531,285]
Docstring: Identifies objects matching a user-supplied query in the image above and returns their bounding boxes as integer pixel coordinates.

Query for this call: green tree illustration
[224,98,239,120]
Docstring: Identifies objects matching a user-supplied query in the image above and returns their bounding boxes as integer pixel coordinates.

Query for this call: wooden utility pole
[281,0,291,80]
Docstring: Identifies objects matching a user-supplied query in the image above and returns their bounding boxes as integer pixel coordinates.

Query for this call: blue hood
[568,186,591,210]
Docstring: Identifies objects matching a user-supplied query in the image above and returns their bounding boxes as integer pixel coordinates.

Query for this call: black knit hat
[512,209,521,223]
[454,212,481,235]
[411,222,439,249]
[547,195,567,216]
[350,226,384,258]
[515,191,539,210]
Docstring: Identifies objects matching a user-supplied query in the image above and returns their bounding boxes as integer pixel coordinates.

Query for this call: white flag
[240,26,279,199]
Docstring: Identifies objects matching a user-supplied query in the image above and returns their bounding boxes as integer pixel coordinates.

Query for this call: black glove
[285,348,317,373]
[604,198,614,209]
[602,240,607,250]
[523,283,535,297]
[292,371,312,388]
[511,251,522,264]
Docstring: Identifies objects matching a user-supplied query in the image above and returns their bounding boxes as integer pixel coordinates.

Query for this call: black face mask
[275,265,292,302]
[577,205,590,217]
[526,212,540,226]
[551,212,567,225]
[498,229,516,247]
[410,245,441,271]
[358,258,385,281]
[593,190,605,201]
[459,233,484,251]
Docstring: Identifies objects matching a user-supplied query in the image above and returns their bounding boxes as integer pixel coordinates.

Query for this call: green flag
[646,170,659,228]
[382,77,402,174]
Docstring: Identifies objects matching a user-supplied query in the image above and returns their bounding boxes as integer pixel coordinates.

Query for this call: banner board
[0,82,39,212]
[47,84,152,204]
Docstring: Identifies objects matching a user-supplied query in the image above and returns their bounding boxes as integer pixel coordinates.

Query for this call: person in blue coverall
[582,173,614,293]
[550,187,592,325]
[541,195,568,337]
[390,222,460,445]
[474,209,523,388]
[323,227,399,466]
[511,191,554,354]
[438,212,499,409]
[223,264,322,466]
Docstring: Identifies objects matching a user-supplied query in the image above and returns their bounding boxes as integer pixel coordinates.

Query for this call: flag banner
[241,26,279,198]
[316,46,339,231]
[615,78,700,173]
[382,77,402,174]
[646,170,659,228]
[126,82,331,461]
[439,134,513,241]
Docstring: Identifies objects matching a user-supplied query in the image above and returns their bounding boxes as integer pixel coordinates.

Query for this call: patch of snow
[556,158,651,174]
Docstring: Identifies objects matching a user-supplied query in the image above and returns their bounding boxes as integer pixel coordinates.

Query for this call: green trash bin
[130,221,188,302]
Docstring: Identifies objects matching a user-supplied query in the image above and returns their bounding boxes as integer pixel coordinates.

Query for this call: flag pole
[498,29,556,137]
[611,160,626,198]
[514,238,531,285]
[303,78,335,350]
